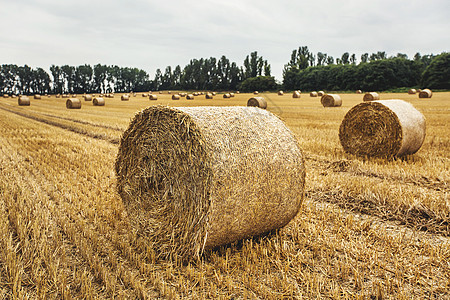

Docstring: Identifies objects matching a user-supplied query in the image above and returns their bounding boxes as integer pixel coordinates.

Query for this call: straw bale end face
[115,106,305,261]
[339,100,425,158]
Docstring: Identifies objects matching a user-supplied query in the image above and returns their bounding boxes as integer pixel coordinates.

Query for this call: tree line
[283,46,449,91]
[0,51,270,95]
[1,48,448,95]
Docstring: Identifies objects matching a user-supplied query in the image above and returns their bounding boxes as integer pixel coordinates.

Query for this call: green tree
[239,76,278,92]
[422,52,450,89]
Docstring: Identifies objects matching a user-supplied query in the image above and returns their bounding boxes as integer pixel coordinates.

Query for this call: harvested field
[0,91,448,299]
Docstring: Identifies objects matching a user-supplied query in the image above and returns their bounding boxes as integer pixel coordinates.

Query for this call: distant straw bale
[93,97,105,106]
[223,93,231,98]
[278,91,284,95]
[230,93,235,97]
[172,94,180,100]
[115,106,305,260]
[66,98,81,109]
[310,91,318,97]
[186,94,194,100]
[356,90,362,94]
[339,100,426,158]
[408,89,417,94]
[247,97,267,109]
[84,95,93,101]
[149,94,158,100]
[121,94,130,101]
[317,91,324,96]
[321,94,342,107]
[3,94,9,98]
[363,92,380,101]
[419,89,432,98]
[142,93,148,97]
[205,93,213,99]
[34,94,41,99]
[293,91,301,98]
[18,96,30,106]
[254,91,259,94]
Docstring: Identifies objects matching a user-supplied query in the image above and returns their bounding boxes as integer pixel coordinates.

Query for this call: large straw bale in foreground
[321,94,342,107]
[66,98,81,109]
[419,89,432,98]
[18,96,30,106]
[339,100,426,158]
[115,106,305,260]
[247,97,267,109]
[363,92,379,101]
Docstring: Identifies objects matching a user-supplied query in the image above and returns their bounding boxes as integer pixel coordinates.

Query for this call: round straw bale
[193,92,199,96]
[133,93,137,97]
[212,92,216,96]
[230,92,235,97]
[66,98,81,109]
[168,91,171,94]
[93,97,105,106]
[179,93,187,97]
[419,89,432,98]
[172,94,180,100]
[310,91,318,97]
[205,93,213,99]
[223,93,231,98]
[149,94,158,100]
[254,91,259,94]
[408,89,416,94]
[247,97,267,109]
[339,100,426,158]
[121,94,130,101]
[292,91,301,98]
[186,94,194,100]
[356,90,362,94]
[84,94,93,101]
[142,93,148,97]
[363,92,379,101]
[34,94,41,99]
[317,91,324,96]
[115,106,305,260]
[159,91,162,94]
[236,91,240,94]
[321,94,342,107]
[11,95,17,98]
[18,96,30,106]
[3,94,9,98]
[278,91,284,95]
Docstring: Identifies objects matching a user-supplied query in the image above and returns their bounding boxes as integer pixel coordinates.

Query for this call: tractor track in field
[305,154,449,193]
[0,104,120,145]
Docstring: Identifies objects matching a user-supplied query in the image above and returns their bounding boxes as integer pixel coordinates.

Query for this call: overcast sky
[1,0,449,81]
